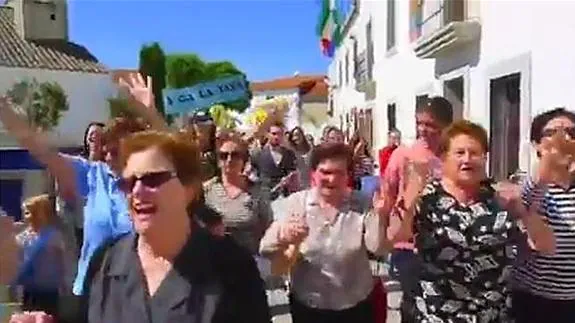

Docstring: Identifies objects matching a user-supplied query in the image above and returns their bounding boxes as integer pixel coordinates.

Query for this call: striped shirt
[512,179,575,300]
[204,180,273,254]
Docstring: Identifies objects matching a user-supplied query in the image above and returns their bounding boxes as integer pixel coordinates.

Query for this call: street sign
[162,75,249,115]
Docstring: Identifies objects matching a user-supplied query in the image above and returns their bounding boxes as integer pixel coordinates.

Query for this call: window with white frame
[386,0,396,51]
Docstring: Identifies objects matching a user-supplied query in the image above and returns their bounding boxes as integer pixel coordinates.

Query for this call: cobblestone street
[267,287,402,323]
[267,261,402,323]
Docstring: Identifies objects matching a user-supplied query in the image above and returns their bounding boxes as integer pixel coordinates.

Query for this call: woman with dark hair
[81,122,105,161]
[203,135,273,255]
[511,107,575,323]
[288,127,311,155]
[323,126,345,144]
[186,114,219,181]
[349,133,375,190]
[288,127,312,189]
[59,122,105,253]
[260,142,391,323]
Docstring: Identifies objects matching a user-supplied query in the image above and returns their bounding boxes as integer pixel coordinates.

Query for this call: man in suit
[251,122,297,200]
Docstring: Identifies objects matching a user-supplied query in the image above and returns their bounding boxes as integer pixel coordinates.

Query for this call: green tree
[166,54,207,89]
[165,55,251,113]
[6,79,69,131]
[139,42,167,116]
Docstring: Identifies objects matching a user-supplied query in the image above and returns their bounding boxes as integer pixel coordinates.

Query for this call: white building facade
[250,75,329,140]
[328,0,575,180]
[0,67,113,148]
[0,0,112,220]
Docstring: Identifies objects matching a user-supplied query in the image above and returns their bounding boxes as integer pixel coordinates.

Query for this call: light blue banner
[162,75,249,115]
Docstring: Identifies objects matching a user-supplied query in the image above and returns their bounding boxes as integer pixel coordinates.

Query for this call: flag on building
[316,0,342,58]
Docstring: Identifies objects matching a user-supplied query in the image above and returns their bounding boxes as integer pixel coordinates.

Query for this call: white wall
[250,89,301,130]
[374,0,438,149]
[354,0,575,174]
[251,89,298,105]
[301,101,329,140]
[465,1,575,172]
[0,67,113,147]
[329,0,381,129]
[471,1,575,115]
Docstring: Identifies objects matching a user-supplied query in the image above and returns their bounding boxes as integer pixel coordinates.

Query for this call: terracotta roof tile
[301,81,328,101]
[250,75,326,93]
[0,7,107,73]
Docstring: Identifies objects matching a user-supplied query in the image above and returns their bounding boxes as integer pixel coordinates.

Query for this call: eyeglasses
[218,151,243,161]
[118,171,177,193]
[542,127,575,139]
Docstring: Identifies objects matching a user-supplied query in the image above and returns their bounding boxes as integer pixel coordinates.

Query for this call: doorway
[387,103,397,131]
[489,73,521,181]
[444,76,464,120]
[0,179,23,220]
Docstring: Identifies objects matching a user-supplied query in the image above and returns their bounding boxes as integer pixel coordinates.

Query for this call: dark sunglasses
[118,171,177,193]
[218,151,243,161]
[541,127,575,139]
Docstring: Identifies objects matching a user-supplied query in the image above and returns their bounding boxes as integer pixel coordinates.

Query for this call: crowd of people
[0,72,574,323]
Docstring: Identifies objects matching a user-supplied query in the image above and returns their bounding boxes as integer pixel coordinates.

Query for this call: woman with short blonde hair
[15,194,67,319]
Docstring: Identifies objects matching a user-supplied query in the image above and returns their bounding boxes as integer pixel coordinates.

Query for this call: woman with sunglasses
[11,131,271,323]
[511,108,575,323]
[203,135,273,255]
[0,74,166,302]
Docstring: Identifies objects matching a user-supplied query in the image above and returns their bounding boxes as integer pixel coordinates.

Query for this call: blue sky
[67,0,332,81]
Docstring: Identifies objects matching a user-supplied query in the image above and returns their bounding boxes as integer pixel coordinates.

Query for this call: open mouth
[132,202,157,217]
[460,165,474,173]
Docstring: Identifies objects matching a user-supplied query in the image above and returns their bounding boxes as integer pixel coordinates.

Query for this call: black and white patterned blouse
[204,180,273,254]
[413,180,518,323]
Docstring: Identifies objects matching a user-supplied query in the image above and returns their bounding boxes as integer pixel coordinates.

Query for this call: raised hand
[373,188,393,220]
[538,132,575,184]
[119,73,154,109]
[403,157,430,205]
[494,180,521,211]
[279,213,309,245]
[0,94,10,108]
[0,95,33,138]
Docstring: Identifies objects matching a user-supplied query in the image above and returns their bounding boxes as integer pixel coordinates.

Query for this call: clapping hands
[278,213,309,245]
[494,181,522,211]
[403,157,430,206]
[538,131,575,184]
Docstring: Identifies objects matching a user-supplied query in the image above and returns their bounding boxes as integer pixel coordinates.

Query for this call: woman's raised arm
[0,96,77,200]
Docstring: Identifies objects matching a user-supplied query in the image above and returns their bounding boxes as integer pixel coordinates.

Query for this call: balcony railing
[354,50,368,86]
[413,0,480,59]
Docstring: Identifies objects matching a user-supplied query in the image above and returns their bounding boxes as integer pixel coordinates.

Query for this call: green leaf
[5,78,69,131]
